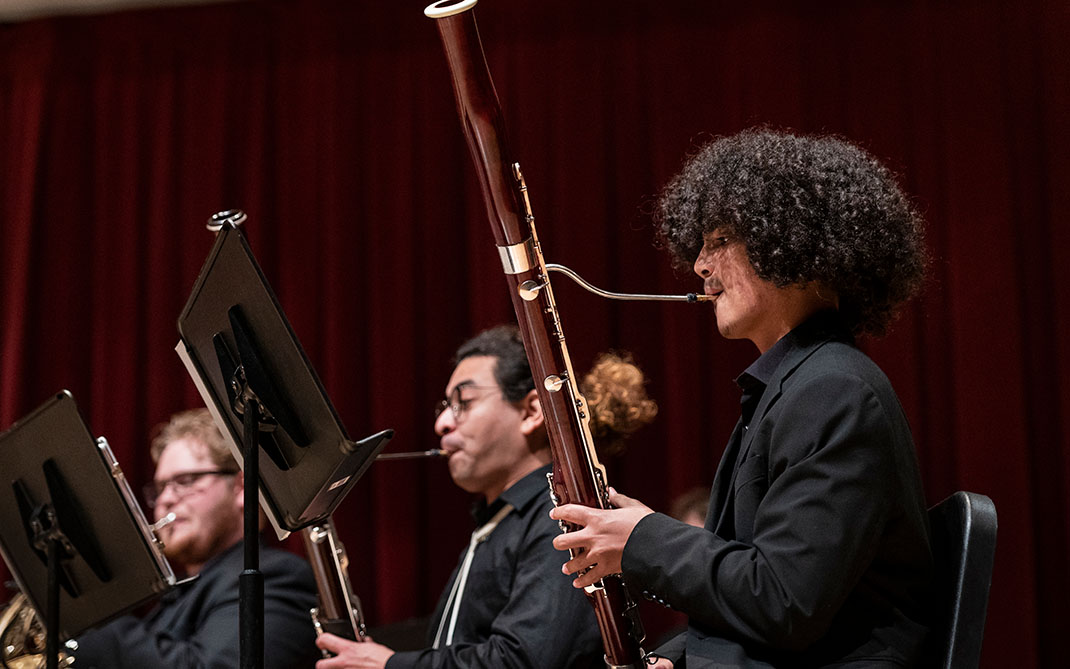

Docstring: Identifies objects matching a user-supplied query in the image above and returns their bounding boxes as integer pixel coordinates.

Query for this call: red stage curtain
[1,1,1067,666]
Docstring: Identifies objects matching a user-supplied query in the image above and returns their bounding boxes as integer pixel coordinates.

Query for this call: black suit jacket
[623,315,932,668]
[73,542,320,668]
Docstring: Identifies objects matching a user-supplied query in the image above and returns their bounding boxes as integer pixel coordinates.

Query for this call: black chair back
[924,491,998,668]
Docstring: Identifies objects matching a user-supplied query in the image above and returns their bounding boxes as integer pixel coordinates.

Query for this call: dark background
[1,1,1066,666]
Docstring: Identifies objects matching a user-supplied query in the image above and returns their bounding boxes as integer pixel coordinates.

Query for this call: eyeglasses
[143,469,238,509]
[434,384,500,422]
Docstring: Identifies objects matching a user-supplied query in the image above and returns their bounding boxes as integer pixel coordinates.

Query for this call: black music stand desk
[175,220,392,669]
[0,391,176,669]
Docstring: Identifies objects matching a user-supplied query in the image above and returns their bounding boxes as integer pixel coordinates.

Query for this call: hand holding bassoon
[551,488,655,589]
[314,633,394,669]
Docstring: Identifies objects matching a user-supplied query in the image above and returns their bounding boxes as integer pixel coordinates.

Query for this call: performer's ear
[231,471,245,511]
[518,388,544,436]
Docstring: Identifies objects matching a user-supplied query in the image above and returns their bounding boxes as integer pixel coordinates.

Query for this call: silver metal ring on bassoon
[424,0,478,19]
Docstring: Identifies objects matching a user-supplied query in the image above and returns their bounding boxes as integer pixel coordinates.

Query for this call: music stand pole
[240,398,265,669]
[26,501,69,669]
[46,538,59,669]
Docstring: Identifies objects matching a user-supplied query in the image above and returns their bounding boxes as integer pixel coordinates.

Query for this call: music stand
[0,391,176,669]
[175,216,393,669]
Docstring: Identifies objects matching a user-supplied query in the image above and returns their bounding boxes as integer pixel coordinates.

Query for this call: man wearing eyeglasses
[314,326,604,669]
[72,408,320,668]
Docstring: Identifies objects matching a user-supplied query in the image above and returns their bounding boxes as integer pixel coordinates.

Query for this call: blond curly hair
[581,352,659,457]
[149,408,235,468]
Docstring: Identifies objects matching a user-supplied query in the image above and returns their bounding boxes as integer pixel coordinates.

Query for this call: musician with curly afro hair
[657,127,927,337]
[553,128,935,668]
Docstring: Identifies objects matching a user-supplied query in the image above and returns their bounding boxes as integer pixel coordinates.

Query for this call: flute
[375,449,447,461]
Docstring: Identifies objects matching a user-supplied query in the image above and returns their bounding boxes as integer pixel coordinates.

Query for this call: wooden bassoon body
[424,1,647,666]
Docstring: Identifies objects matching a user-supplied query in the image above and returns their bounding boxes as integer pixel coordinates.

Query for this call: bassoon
[302,520,367,647]
[423,1,652,665]
[302,450,448,650]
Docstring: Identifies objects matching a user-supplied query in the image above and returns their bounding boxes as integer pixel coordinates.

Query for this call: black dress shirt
[387,463,603,669]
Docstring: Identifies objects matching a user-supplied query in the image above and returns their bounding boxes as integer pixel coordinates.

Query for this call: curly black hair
[656,128,927,336]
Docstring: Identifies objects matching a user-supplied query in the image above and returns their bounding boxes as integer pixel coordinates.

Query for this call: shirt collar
[736,309,850,393]
[470,462,552,526]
